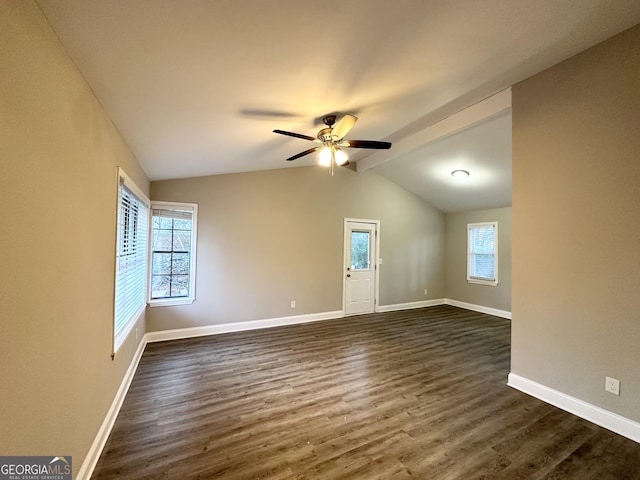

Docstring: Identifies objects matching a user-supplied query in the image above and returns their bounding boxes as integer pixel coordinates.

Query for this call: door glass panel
[350,230,371,270]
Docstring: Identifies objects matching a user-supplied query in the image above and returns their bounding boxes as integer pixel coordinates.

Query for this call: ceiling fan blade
[342,139,392,149]
[331,114,358,140]
[273,129,316,142]
[286,146,321,161]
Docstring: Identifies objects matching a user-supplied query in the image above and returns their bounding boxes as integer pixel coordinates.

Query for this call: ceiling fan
[273,114,392,175]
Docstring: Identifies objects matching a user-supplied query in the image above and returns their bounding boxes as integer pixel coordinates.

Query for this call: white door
[344,220,378,315]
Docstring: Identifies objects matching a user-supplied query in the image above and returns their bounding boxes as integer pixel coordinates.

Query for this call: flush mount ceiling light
[451,169,470,181]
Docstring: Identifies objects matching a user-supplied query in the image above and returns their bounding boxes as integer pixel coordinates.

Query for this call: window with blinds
[113,168,149,355]
[467,222,498,286]
[149,202,198,306]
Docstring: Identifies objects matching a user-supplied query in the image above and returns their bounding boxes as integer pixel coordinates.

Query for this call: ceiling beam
[357,88,512,172]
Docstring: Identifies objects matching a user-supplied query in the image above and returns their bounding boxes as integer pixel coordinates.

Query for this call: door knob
[346,274,351,277]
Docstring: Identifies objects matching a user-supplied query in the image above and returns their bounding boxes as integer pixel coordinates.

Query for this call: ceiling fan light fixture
[334,148,349,166]
[451,169,470,181]
[319,146,332,166]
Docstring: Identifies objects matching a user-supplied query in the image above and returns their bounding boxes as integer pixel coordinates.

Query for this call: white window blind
[467,222,498,286]
[114,169,149,354]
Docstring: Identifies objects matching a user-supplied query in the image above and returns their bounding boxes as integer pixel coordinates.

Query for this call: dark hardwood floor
[92,306,640,479]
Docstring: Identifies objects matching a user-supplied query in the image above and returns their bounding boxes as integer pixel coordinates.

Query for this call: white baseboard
[378,299,445,312]
[77,336,148,480]
[145,310,344,343]
[445,298,512,319]
[508,373,640,444]
[375,298,511,319]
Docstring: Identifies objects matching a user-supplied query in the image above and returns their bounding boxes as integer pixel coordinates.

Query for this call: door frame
[342,218,380,315]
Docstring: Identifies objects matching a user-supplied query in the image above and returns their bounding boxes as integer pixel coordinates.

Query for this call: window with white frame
[467,222,498,286]
[113,168,149,355]
[149,202,198,306]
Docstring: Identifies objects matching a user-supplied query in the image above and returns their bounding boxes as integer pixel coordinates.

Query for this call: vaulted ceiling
[36,0,640,212]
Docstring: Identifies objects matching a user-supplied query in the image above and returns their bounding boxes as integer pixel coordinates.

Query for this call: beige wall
[445,207,512,312]
[0,1,149,475]
[512,25,640,420]
[11,0,637,468]
[149,167,445,331]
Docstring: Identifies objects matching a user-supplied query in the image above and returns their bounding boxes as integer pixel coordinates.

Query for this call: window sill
[149,298,195,307]
[467,278,498,287]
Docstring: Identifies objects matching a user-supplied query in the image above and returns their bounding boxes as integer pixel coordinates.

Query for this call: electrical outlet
[605,376,620,395]
[424,289,428,295]
[290,300,296,309]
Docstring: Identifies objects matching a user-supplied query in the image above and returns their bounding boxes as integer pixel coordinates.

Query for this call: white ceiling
[36,0,640,212]
[374,110,512,213]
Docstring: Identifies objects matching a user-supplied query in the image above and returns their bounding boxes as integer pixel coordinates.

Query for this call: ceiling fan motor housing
[317,127,335,144]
